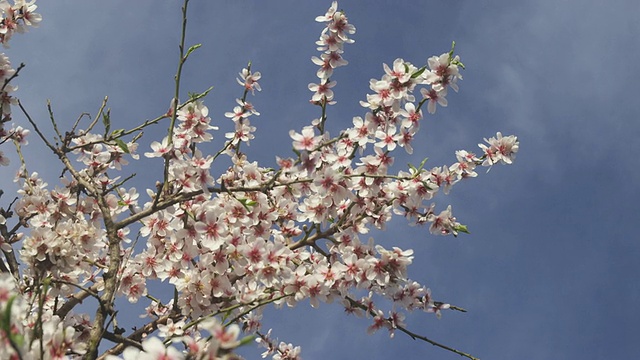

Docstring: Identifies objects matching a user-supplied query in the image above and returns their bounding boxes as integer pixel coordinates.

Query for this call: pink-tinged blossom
[383,58,411,84]
[311,54,334,80]
[144,137,173,158]
[0,53,14,80]
[237,67,262,94]
[226,119,256,145]
[13,1,42,30]
[427,302,451,319]
[157,319,185,339]
[450,150,478,178]
[429,165,456,194]
[300,275,330,308]
[316,32,341,52]
[308,79,336,102]
[118,187,140,208]
[323,146,352,169]
[342,298,365,318]
[239,98,259,116]
[9,124,29,144]
[119,270,148,303]
[210,322,241,350]
[34,316,86,359]
[224,99,260,121]
[116,336,184,360]
[325,49,348,69]
[479,132,519,166]
[0,85,17,114]
[138,244,163,278]
[397,127,415,154]
[374,125,400,151]
[420,87,448,114]
[224,103,248,122]
[273,342,302,360]
[315,1,337,22]
[399,102,422,129]
[178,99,209,121]
[367,310,389,334]
[313,166,348,199]
[364,256,390,286]
[276,156,295,172]
[425,52,462,92]
[194,210,229,251]
[373,145,394,168]
[328,9,356,43]
[376,245,413,280]
[355,153,383,177]
[368,79,395,107]
[347,115,374,147]
[290,126,321,151]
[428,205,461,236]
[176,101,217,144]
[298,194,331,223]
[387,311,406,338]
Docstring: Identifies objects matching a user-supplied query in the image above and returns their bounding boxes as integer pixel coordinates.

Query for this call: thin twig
[53,283,101,319]
[46,100,64,143]
[345,296,479,360]
[1,62,25,92]
[84,96,109,134]
[18,99,58,154]
[96,315,171,359]
[161,0,190,197]
[396,325,479,360]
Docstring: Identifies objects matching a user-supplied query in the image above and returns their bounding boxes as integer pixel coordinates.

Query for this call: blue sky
[4,0,640,359]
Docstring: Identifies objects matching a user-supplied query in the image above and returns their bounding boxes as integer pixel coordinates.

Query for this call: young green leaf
[411,66,427,79]
[418,157,429,171]
[454,224,470,235]
[114,139,130,153]
[238,334,256,347]
[110,129,125,138]
[102,110,111,135]
[185,43,202,60]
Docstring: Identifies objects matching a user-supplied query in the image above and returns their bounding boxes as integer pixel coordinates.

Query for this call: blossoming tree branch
[0,1,519,359]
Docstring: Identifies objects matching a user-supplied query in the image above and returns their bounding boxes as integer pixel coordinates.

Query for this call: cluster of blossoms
[224,67,261,149]
[0,3,43,356]
[0,1,519,360]
[0,0,41,45]
[307,1,355,105]
[104,318,243,360]
[0,0,39,166]
[0,272,86,359]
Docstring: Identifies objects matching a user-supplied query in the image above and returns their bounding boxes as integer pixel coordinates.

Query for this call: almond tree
[0,1,518,359]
